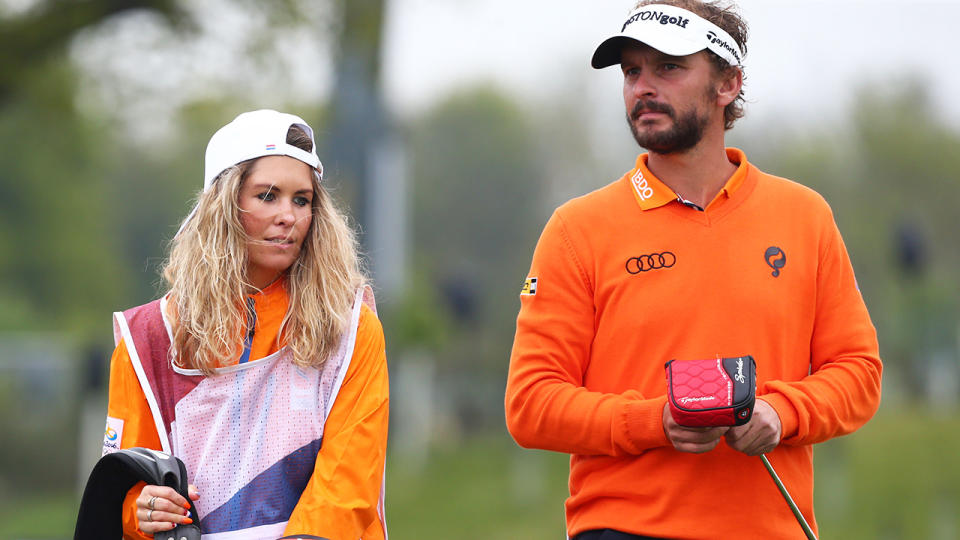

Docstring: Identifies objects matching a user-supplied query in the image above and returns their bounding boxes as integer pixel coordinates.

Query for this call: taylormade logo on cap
[706,30,742,65]
[591,4,743,69]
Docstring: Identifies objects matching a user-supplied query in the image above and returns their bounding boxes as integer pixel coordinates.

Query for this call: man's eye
[257,192,276,202]
[662,63,680,71]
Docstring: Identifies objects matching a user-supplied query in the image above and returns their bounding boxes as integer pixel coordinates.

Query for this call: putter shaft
[760,454,818,540]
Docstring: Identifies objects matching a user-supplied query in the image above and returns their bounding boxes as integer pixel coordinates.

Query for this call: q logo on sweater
[764,246,786,277]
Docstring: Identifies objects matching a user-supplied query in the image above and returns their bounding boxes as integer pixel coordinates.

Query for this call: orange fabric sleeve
[760,211,883,444]
[106,339,162,540]
[120,482,148,540]
[505,211,669,457]
[283,304,389,540]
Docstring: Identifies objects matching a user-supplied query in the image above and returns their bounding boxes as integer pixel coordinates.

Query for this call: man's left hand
[724,398,782,456]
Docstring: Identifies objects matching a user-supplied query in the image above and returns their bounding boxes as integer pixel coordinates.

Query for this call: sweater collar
[626,147,749,211]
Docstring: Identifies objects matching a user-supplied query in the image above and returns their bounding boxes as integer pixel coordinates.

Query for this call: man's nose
[630,70,657,99]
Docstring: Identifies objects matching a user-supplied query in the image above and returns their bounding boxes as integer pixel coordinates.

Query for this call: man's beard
[627,99,709,154]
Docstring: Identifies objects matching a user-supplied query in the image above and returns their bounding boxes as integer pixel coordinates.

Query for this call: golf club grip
[760,454,817,540]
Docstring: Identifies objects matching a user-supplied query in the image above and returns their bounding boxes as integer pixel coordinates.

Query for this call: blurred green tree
[404,87,547,430]
[409,87,546,348]
[0,0,180,102]
[0,0,180,336]
[0,59,128,336]
[760,78,960,401]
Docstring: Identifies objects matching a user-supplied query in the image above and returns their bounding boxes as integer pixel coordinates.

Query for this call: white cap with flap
[203,109,323,189]
[176,109,323,235]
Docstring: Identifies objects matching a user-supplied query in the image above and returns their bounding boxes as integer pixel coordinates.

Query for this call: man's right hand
[662,402,729,453]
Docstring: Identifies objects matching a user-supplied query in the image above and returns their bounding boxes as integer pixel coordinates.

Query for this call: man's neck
[645,133,738,210]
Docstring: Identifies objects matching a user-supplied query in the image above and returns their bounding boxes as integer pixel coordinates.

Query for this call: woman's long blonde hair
[161,126,365,374]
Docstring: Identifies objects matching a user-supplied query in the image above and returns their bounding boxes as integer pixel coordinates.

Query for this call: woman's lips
[265,236,296,247]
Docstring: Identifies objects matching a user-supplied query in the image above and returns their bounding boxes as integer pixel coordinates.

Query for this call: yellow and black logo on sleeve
[520,277,538,296]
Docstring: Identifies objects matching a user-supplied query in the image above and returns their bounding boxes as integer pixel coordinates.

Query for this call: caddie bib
[112,287,375,539]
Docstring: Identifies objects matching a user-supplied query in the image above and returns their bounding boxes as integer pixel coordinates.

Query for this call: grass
[385,433,570,539]
[3,410,959,540]
[0,491,79,540]
[814,409,960,539]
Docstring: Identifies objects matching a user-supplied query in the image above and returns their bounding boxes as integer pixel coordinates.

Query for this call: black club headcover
[74,447,201,540]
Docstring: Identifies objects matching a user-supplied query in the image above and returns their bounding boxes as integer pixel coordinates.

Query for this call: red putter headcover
[665,356,756,427]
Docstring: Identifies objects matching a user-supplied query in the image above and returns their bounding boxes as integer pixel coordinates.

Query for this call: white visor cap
[203,109,323,190]
[591,4,743,69]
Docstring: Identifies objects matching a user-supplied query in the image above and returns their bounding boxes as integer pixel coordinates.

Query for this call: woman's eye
[257,192,276,202]
[294,196,311,207]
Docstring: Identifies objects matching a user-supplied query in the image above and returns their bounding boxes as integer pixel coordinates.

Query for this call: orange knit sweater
[505,149,882,539]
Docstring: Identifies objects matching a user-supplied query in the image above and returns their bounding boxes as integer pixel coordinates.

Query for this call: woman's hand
[135,483,200,534]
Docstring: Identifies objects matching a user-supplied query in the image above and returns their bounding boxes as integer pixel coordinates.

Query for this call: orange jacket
[505,149,882,539]
[106,279,388,540]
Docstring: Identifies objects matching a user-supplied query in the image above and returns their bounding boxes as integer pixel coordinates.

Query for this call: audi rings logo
[625,252,676,274]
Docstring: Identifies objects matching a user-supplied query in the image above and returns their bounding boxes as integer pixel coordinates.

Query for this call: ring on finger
[147,509,154,522]
[149,496,157,510]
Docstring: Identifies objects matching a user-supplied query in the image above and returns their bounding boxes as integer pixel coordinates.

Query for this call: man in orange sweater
[504,2,882,539]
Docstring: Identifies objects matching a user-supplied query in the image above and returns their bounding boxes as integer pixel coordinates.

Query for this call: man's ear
[716,67,743,107]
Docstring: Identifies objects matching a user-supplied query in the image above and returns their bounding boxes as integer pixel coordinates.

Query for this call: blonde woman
[102,110,388,540]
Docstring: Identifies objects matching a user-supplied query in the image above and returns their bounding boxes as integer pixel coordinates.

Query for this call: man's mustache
[631,100,675,120]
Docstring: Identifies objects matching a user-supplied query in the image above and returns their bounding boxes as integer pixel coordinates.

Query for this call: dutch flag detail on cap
[265,144,276,151]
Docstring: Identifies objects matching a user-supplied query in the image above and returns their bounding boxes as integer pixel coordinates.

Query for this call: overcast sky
[382,0,960,131]
[60,0,960,142]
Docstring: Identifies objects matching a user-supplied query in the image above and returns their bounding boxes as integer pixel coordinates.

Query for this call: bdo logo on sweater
[630,169,654,201]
